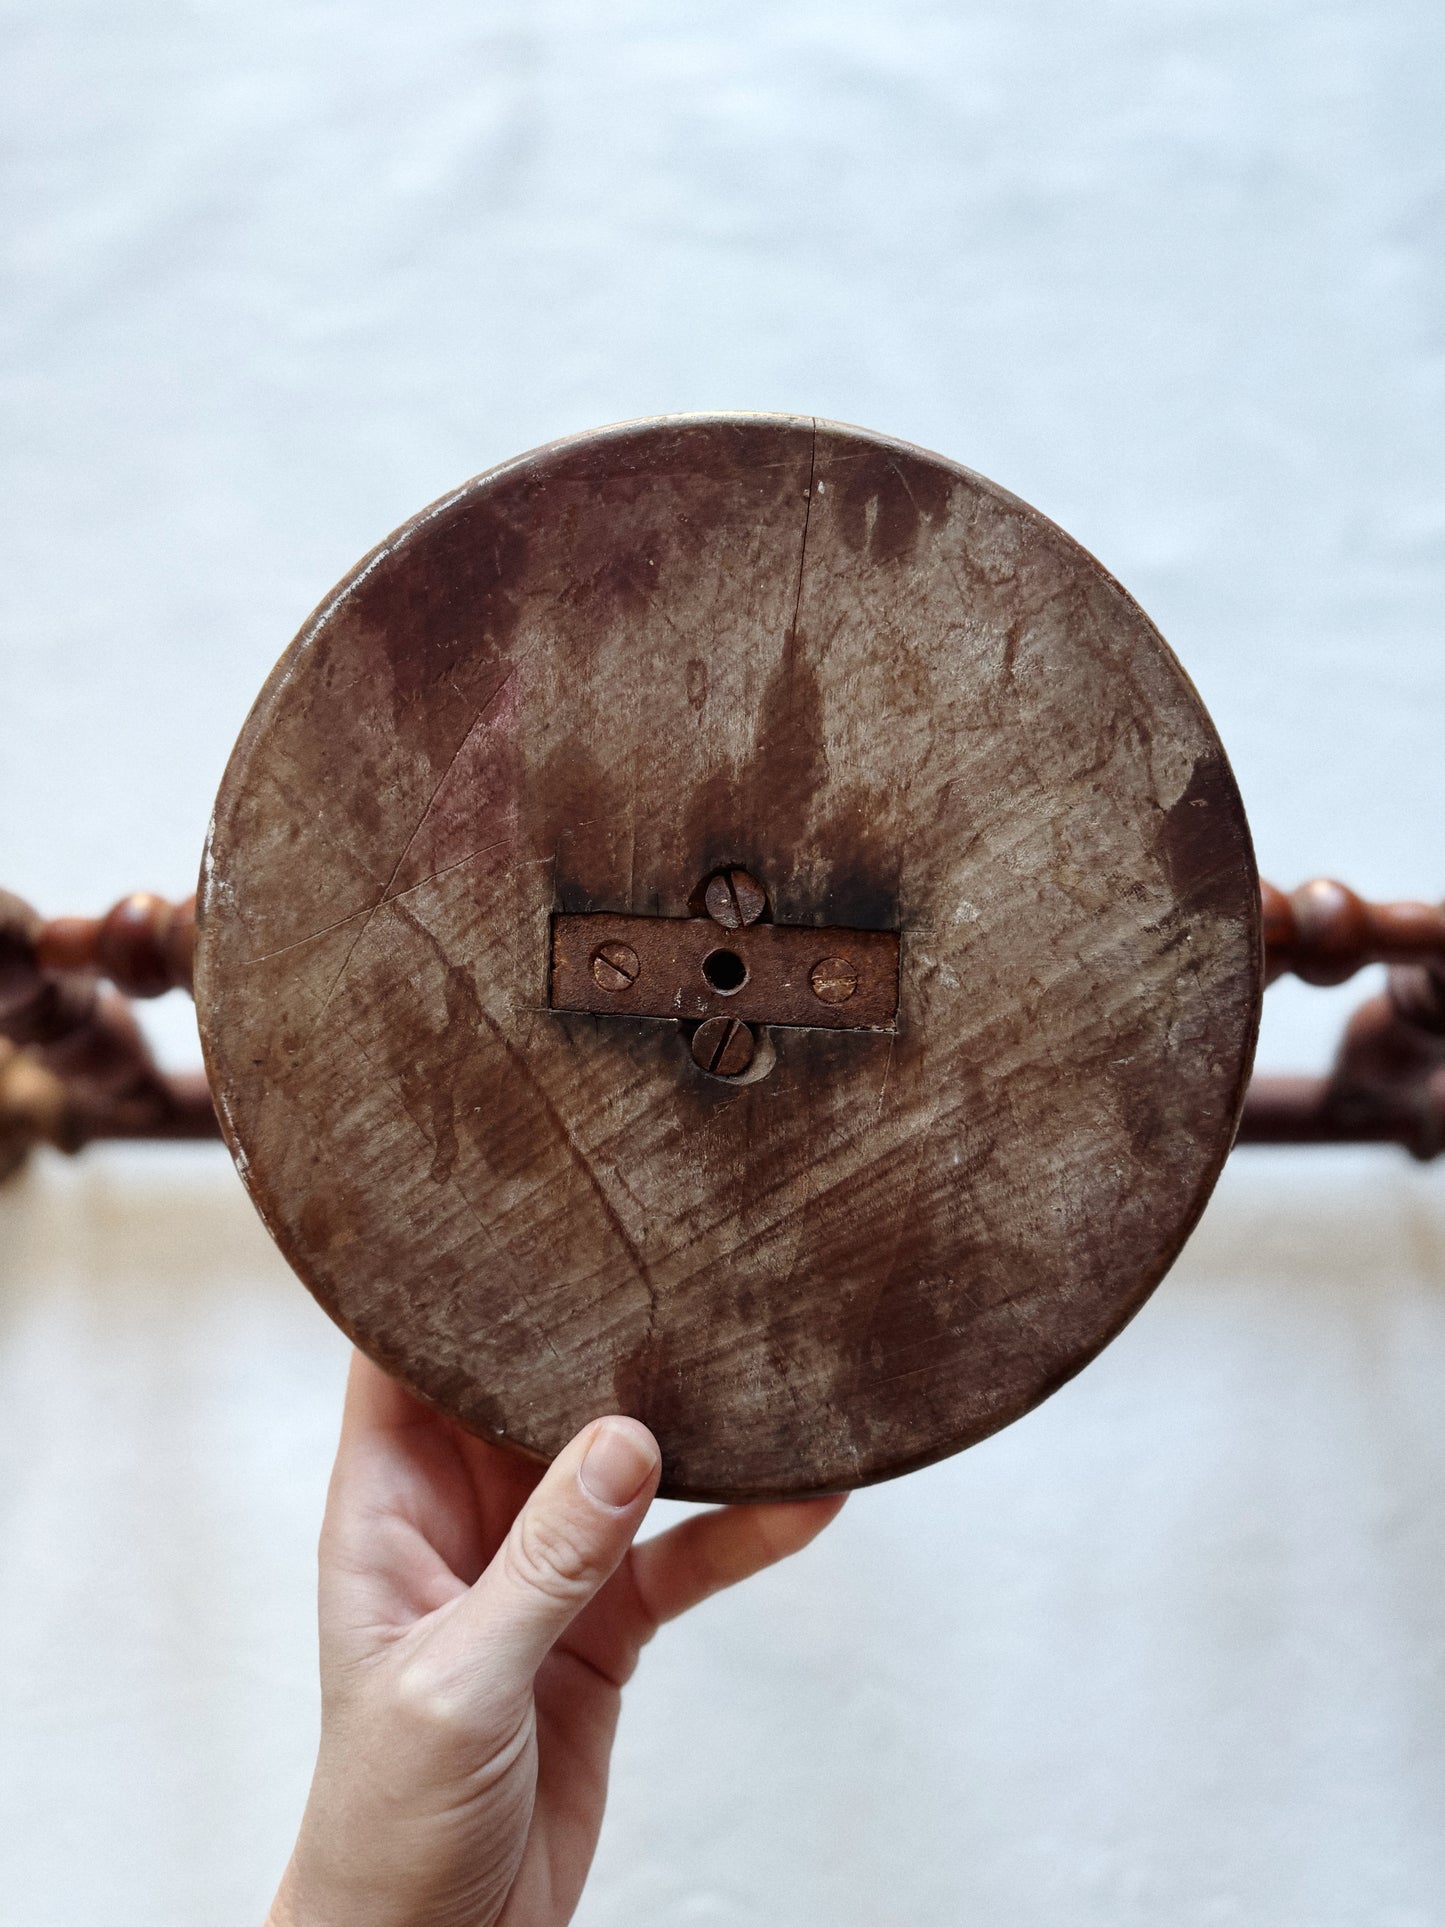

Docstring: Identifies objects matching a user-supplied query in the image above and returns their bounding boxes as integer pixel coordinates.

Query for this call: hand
[267,1352,845,1927]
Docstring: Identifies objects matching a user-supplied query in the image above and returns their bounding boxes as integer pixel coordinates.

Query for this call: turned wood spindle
[10,869,1445,1174]
[1261,878,1445,987]
[36,891,196,998]
[0,889,214,1174]
[1242,883,1445,1158]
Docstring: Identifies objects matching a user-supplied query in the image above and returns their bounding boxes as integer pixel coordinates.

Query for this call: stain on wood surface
[196,414,1261,1500]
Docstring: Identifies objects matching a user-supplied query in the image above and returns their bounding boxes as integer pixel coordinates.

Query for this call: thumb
[449,1416,661,1695]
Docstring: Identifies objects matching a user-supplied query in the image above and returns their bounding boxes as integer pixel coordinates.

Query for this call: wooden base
[195,416,1262,1499]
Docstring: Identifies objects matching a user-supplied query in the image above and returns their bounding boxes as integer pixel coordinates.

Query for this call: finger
[448,1422,547,1556]
[338,1348,435,1441]
[440,1416,661,1694]
[631,1494,846,1627]
[321,1355,482,1599]
[328,1351,461,1524]
[328,1355,548,1587]
[326,1353,447,1532]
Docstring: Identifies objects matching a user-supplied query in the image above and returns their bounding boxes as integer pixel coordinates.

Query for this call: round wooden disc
[196,415,1261,1501]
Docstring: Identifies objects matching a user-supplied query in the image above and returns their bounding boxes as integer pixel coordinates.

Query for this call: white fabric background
[1,3,1442,1922]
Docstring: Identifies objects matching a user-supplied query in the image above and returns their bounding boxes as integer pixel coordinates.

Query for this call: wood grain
[195,415,1262,1500]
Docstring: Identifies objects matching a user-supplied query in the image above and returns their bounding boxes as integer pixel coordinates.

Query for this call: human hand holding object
[266,1352,845,1927]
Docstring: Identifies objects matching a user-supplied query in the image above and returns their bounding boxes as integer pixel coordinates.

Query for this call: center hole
[702,948,748,994]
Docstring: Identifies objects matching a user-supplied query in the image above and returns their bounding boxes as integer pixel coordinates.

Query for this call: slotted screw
[691,1016,756,1077]
[810,956,858,1004]
[591,941,640,993]
[704,868,767,930]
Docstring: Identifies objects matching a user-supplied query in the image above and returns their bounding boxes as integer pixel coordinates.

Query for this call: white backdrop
[2,4,1443,1923]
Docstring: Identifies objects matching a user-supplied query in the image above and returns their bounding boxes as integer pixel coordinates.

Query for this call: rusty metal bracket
[550,913,900,1030]
[548,869,899,1077]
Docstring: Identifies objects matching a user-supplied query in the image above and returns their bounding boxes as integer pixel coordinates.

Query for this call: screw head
[809,956,858,1004]
[704,868,767,930]
[691,1015,756,1077]
[591,941,640,993]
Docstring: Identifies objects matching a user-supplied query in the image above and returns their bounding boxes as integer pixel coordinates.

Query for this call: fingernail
[580,1420,659,1507]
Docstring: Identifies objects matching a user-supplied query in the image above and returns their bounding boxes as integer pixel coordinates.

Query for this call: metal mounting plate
[549,912,900,1030]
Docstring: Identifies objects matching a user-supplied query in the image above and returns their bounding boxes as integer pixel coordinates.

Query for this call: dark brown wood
[1237,1072,1432,1150]
[0,888,216,1178]
[196,414,1262,1501]
[35,891,196,997]
[0,1042,217,1180]
[1239,958,1445,1159]
[1261,877,1445,986]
